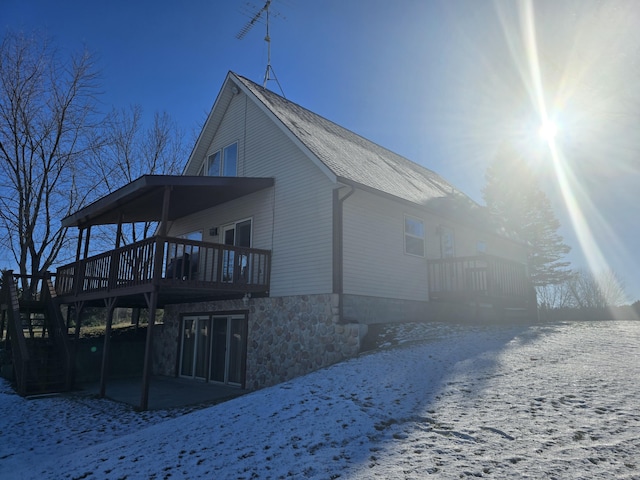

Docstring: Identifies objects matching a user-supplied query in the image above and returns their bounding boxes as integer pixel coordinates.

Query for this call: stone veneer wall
[153,294,365,391]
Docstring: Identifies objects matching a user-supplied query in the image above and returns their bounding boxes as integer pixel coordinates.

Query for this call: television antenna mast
[236,0,285,97]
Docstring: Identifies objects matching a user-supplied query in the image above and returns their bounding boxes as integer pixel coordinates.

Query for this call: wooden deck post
[115,213,123,249]
[75,228,84,262]
[72,302,85,341]
[158,186,172,237]
[70,301,85,386]
[99,298,117,398]
[139,290,158,411]
[83,226,92,260]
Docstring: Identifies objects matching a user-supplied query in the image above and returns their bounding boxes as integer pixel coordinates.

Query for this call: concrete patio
[72,376,247,410]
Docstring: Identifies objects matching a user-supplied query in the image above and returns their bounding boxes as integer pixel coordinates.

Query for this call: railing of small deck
[427,255,531,302]
[55,236,271,297]
[1,271,30,396]
[41,274,73,390]
[0,272,73,393]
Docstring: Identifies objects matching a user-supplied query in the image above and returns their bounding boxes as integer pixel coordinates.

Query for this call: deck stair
[1,272,73,396]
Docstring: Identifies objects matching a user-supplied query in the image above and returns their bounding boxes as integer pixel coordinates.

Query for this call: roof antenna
[236,0,286,97]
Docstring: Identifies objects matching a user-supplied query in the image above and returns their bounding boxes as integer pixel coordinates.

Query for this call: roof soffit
[62,175,274,228]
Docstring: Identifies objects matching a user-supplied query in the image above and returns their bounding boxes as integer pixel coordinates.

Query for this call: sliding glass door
[180,314,247,387]
[179,316,209,379]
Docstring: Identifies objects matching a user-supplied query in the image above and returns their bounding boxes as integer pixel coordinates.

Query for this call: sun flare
[514,1,634,305]
[538,120,558,142]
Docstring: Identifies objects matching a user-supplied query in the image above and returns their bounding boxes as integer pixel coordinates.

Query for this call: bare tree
[0,31,100,284]
[537,280,576,310]
[86,104,186,246]
[569,269,627,309]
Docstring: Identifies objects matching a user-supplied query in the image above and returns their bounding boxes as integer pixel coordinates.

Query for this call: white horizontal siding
[169,188,274,248]
[342,190,429,301]
[179,90,334,296]
[342,188,529,301]
[243,98,334,296]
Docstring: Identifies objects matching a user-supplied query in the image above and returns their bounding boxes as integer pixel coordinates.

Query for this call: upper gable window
[404,215,425,257]
[207,151,221,176]
[222,143,238,176]
[204,142,238,177]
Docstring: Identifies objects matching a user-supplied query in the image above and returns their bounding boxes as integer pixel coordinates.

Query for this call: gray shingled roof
[233,73,474,208]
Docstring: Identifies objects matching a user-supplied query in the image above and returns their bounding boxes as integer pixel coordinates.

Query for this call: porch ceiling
[62,175,274,227]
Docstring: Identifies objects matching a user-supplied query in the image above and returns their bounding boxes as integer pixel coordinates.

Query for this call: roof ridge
[232,73,448,179]
[231,71,472,207]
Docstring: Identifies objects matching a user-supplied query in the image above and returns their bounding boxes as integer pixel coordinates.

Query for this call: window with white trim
[203,142,238,177]
[404,215,425,257]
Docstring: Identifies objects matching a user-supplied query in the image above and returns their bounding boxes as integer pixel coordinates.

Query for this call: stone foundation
[153,294,365,391]
[152,293,525,394]
[342,295,488,325]
[342,294,506,325]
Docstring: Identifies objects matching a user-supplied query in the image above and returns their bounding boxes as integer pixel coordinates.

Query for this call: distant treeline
[539,302,640,322]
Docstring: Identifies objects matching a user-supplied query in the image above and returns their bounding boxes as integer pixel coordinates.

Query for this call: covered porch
[57,174,274,410]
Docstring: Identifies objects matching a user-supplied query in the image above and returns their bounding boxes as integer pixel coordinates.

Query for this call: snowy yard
[1,320,639,479]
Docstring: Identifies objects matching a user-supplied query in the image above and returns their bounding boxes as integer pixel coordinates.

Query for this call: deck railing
[55,236,271,298]
[1,271,30,395]
[1,272,73,395]
[427,255,532,303]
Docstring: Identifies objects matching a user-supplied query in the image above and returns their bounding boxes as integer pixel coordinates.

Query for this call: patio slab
[73,376,246,410]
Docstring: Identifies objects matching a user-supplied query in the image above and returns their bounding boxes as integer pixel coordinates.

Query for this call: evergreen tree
[483,145,571,286]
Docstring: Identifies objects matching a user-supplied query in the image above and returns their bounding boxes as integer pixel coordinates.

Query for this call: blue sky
[3,0,640,301]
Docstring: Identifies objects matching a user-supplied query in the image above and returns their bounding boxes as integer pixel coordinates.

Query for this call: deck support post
[158,186,172,237]
[115,213,124,249]
[139,290,158,411]
[75,228,84,262]
[83,226,92,260]
[70,301,85,385]
[72,302,85,341]
[99,297,117,398]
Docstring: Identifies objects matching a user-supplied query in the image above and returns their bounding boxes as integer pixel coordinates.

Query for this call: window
[222,143,238,176]
[181,231,202,242]
[439,226,455,258]
[404,215,425,257]
[207,151,220,176]
[204,142,238,177]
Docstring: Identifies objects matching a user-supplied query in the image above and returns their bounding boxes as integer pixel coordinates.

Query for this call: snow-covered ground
[1,320,639,479]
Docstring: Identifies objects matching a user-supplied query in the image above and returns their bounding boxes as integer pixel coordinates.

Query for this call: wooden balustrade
[1,271,30,395]
[55,236,271,300]
[1,272,72,395]
[427,255,532,302]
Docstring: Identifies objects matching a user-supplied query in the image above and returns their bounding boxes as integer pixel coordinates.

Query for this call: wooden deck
[55,236,271,307]
[427,255,534,307]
